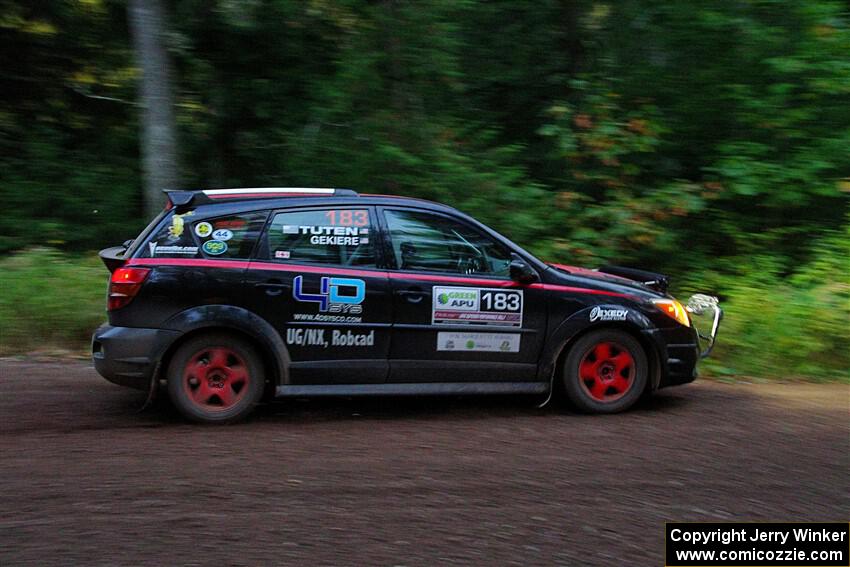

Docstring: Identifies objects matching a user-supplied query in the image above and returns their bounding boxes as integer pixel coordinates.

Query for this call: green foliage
[680,227,850,381]
[0,249,107,354]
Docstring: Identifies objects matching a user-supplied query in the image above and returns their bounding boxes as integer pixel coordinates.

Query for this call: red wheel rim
[182,347,250,411]
[578,341,636,402]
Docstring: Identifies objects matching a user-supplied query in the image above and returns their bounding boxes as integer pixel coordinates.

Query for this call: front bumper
[645,327,700,388]
[91,324,180,390]
[647,294,723,389]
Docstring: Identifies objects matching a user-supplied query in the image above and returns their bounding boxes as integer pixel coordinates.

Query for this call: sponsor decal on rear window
[194,222,213,238]
[437,332,520,353]
[148,242,198,256]
[168,211,193,239]
[202,240,228,255]
[211,228,233,241]
[432,287,523,327]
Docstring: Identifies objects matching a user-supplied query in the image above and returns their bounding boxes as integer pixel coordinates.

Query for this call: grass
[676,237,850,383]
[0,248,107,355]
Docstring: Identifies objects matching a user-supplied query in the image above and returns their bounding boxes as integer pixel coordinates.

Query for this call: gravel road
[1,360,847,566]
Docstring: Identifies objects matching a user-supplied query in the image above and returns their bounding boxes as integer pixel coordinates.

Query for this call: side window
[193,212,268,259]
[140,211,201,258]
[267,208,375,267]
[383,210,512,277]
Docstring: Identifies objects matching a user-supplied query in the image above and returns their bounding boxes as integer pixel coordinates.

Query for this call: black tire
[561,329,648,414]
[166,333,265,424]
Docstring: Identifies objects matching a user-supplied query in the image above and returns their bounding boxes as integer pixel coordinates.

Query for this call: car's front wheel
[166,333,265,424]
[561,329,648,413]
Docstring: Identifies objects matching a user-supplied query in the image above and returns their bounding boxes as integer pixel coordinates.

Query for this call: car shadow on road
[135,385,695,425]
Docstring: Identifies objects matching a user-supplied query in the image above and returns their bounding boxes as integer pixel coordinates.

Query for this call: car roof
[166,187,463,217]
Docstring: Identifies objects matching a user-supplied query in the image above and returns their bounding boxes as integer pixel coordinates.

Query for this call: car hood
[546,263,669,298]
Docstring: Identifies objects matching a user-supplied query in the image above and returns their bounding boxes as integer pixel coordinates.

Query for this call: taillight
[108,267,151,311]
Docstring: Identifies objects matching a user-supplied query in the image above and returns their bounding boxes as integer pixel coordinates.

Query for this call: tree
[127,0,178,218]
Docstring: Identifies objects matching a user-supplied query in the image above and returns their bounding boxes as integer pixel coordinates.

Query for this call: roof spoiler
[163,187,358,209]
[598,265,669,294]
[163,189,212,212]
[165,190,198,208]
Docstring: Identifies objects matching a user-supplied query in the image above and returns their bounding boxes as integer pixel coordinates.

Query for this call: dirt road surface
[1,360,848,566]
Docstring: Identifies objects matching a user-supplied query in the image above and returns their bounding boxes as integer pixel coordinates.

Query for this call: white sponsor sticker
[589,306,629,322]
[274,250,291,259]
[281,225,369,246]
[211,228,233,241]
[432,287,523,327]
[148,242,198,256]
[194,222,212,238]
[437,332,521,353]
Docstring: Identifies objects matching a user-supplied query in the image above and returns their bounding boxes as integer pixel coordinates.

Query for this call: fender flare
[162,305,291,385]
[537,304,662,401]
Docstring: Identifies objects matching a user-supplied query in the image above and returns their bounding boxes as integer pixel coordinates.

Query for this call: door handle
[255,281,289,297]
[396,288,427,304]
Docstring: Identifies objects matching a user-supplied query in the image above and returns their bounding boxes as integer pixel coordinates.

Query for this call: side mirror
[509,255,538,284]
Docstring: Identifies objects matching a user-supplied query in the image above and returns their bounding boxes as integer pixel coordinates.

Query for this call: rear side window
[139,210,268,259]
[266,208,375,267]
[139,211,201,258]
[192,212,268,259]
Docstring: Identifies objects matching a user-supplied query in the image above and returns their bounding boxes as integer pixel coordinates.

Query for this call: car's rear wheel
[166,333,264,424]
[562,329,648,413]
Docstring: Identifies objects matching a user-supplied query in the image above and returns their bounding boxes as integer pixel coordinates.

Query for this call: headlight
[652,298,690,327]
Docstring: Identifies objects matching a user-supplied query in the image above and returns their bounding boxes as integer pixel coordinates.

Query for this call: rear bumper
[91,324,180,390]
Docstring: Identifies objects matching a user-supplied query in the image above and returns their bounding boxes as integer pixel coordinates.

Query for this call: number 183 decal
[432,287,523,327]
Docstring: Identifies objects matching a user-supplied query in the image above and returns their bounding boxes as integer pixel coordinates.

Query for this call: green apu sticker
[202,240,228,255]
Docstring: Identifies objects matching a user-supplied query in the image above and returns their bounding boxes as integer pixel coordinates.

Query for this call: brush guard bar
[686,294,723,358]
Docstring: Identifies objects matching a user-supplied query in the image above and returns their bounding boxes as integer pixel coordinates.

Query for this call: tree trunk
[128,0,178,218]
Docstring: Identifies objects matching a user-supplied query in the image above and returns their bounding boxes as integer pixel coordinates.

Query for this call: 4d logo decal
[293,276,365,314]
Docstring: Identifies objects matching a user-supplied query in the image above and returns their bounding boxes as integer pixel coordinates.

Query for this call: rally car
[92,188,722,423]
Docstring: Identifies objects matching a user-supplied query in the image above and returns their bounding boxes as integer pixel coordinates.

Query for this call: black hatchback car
[93,187,721,423]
